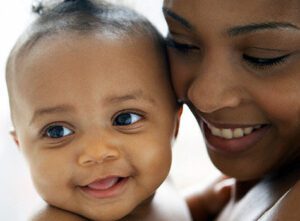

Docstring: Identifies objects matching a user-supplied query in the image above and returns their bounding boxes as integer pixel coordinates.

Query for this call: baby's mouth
[86,177,122,190]
[80,176,129,199]
[83,176,127,190]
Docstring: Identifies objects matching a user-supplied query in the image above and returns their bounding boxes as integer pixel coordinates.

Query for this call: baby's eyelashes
[112,112,143,126]
[38,110,145,141]
[43,124,74,139]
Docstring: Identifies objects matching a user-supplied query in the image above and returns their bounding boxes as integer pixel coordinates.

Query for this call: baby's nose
[78,136,121,167]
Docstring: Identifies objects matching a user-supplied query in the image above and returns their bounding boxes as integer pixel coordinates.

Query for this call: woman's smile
[201,119,271,154]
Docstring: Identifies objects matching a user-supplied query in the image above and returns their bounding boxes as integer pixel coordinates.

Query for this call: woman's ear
[10,130,20,147]
[174,106,183,138]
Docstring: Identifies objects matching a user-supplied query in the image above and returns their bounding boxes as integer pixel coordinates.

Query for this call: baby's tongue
[88,177,119,190]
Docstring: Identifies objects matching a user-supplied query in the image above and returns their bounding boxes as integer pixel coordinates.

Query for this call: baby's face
[11,33,178,220]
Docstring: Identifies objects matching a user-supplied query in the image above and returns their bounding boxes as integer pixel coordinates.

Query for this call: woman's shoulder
[259,180,300,221]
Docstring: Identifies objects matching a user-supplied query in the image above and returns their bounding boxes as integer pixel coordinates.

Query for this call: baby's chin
[82,196,155,221]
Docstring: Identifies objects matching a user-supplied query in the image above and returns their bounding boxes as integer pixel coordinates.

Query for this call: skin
[30,205,88,221]
[9,32,180,221]
[163,0,300,220]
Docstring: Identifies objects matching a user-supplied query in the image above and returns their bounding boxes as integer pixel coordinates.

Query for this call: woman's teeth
[207,124,262,139]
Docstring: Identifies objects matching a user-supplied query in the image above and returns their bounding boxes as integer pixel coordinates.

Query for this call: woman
[163,0,300,220]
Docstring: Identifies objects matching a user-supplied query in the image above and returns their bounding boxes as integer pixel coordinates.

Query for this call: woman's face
[163,0,300,180]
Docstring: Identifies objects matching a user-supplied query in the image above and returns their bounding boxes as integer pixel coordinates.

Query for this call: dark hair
[16,0,164,52]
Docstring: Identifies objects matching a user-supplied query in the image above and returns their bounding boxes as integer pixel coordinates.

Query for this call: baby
[5,0,188,220]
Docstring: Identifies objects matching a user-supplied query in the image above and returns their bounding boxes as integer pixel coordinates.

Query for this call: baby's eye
[113,113,142,126]
[45,125,74,139]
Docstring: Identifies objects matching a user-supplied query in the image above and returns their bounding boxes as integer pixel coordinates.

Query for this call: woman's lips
[202,121,271,154]
[80,176,129,199]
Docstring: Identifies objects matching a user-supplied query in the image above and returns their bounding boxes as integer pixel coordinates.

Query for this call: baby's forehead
[17,30,164,66]
[13,31,167,84]
[10,30,173,117]
[14,24,152,61]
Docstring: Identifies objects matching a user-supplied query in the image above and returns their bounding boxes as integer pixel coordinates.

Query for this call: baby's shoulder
[139,179,192,221]
[30,205,88,221]
[259,180,300,221]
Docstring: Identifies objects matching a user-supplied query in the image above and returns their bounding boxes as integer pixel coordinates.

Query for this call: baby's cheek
[147,145,171,178]
[32,167,74,208]
[29,153,70,197]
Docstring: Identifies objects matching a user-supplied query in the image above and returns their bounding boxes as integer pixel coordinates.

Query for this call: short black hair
[8,0,164,57]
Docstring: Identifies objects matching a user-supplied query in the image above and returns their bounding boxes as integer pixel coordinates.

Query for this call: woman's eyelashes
[113,112,143,126]
[43,124,74,139]
[243,54,290,69]
[165,36,199,54]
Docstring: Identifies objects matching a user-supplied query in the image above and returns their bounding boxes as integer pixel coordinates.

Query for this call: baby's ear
[174,106,183,138]
[10,130,20,147]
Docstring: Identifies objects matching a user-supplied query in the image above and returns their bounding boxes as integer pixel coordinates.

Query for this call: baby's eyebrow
[104,91,156,106]
[29,104,75,125]
[227,22,300,37]
[29,92,155,125]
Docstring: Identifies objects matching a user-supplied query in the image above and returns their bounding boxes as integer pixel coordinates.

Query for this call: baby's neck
[120,194,155,221]
[120,180,191,221]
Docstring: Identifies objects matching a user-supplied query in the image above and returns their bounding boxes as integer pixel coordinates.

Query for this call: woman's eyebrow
[163,7,299,37]
[228,22,300,37]
[163,7,195,31]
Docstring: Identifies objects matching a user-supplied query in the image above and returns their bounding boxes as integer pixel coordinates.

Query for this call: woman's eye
[113,113,142,126]
[45,125,74,139]
[165,36,199,54]
[243,54,290,68]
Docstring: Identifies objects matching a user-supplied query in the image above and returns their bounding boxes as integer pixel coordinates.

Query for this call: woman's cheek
[168,52,193,99]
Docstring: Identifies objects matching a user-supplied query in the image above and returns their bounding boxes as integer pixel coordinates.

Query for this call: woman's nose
[78,134,121,167]
[187,56,246,113]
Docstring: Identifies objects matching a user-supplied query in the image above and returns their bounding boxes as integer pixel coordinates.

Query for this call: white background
[0,0,219,220]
